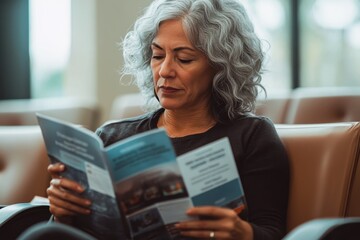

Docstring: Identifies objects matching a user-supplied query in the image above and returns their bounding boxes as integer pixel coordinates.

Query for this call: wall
[66,0,152,126]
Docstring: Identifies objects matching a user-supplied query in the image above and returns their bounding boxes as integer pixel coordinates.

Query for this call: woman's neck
[157,108,216,138]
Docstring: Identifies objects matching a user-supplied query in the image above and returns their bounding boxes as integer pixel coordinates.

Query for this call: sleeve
[241,118,289,240]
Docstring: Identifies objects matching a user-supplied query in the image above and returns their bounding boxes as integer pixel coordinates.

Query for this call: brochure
[37,113,246,240]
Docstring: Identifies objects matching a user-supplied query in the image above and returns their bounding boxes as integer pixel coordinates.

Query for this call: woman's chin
[159,100,182,110]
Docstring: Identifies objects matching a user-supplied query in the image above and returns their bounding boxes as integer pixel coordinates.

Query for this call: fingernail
[51,179,61,186]
[77,186,84,192]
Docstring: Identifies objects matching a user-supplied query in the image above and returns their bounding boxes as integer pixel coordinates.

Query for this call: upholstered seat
[110,88,360,125]
[255,96,291,124]
[276,122,360,232]
[0,126,49,205]
[0,98,100,130]
[285,87,360,124]
[1,122,359,239]
[108,93,146,120]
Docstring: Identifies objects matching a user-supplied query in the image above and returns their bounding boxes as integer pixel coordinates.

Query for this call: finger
[48,194,91,216]
[48,163,65,178]
[180,230,228,240]
[176,219,226,231]
[50,178,85,194]
[47,183,91,207]
[49,202,77,217]
[186,206,238,219]
[177,209,241,232]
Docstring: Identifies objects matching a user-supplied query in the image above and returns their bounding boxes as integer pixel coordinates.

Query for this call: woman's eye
[152,55,163,60]
[179,59,193,64]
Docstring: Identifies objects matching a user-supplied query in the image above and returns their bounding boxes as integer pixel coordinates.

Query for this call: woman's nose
[159,57,175,78]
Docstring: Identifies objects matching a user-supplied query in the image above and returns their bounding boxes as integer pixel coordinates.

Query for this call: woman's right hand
[47,163,92,223]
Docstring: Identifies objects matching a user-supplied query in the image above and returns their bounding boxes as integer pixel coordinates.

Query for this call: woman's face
[151,19,216,111]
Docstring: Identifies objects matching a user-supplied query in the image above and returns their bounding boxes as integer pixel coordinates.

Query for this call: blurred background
[1,0,360,125]
[1,0,360,224]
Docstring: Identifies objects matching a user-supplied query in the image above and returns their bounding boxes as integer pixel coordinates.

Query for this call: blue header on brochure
[191,179,244,207]
[106,129,177,181]
[37,114,106,170]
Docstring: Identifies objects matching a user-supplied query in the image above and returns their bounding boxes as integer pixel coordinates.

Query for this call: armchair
[285,87,360,124]
[0,126,50,205]
[0,122,359,239]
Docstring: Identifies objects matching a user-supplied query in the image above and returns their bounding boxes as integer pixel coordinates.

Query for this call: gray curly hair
[121,0,265,121]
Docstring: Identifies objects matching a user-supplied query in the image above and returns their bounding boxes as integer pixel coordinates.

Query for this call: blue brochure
[37,113,245,240]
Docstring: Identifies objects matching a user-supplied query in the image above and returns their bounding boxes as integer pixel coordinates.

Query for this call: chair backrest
[0,98,100,130]
[285,87,360,124]
[0,126,50,204]
[110,93,293,124]
[275,122,360,232]
[0,203,51,240]
[283,217,360,240]
[255,96,291,124]
[109,93,146,120]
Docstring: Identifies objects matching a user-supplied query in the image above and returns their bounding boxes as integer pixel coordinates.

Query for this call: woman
[47,0,289,239]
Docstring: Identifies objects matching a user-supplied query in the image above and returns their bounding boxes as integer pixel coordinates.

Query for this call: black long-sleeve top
[96,108,289,240]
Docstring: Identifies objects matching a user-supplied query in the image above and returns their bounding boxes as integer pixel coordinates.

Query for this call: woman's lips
[159,86,180,94]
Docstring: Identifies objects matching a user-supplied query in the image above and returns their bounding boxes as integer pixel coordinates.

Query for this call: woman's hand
[47,163,92,223]
[176,206,253,240]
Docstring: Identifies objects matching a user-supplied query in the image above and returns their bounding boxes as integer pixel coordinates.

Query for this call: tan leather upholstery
[255,97,290,124]
[107,94,360,234]
[255,88,360,124]
[276,122,360,232]
[0,126,49,205]
[0,98,100,130]
[285,88,360,124]
[109,93,292,123]
[109,93,146,120]
[110,88,360,125]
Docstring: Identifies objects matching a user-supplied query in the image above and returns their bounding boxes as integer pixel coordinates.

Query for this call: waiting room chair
[0,126,50,205]
[109,93,146,120]
[0,203,51,240]
[285,87,360,124]
[0,122,359,239]
[0,97,100,130]
[283,217,360,240]
[255,96,291,124]
[276,122,360,232]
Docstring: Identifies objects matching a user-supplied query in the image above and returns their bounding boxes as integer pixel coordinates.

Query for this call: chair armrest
[18,222,97,240]
[283,217,360,240]
[0,203,51,239]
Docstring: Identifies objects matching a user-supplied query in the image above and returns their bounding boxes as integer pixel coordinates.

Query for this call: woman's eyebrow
[151,42,196,52]
[151,42,163,50]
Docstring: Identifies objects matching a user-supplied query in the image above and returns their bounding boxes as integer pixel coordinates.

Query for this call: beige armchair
[0,98,100,130]
[0,122,360,239]
[285,87,360,124]
[276,122,360,233]
[0,126,49,205]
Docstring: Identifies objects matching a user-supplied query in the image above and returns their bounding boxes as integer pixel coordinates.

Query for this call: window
[26,1,359,100]
[300,0,360,87]
[29,0,71,98]
[242,0,292,96]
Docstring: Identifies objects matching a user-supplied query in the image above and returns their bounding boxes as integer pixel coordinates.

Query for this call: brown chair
[0,126,50,205]
[255,96,291,124]
[0,98,100,130]
[285,87,360,124]
[276,122,360,233]
[0,122,360,239]
[109,93,146,120]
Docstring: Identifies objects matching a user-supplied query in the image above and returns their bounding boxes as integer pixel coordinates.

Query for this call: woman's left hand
[176,206,253,240]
